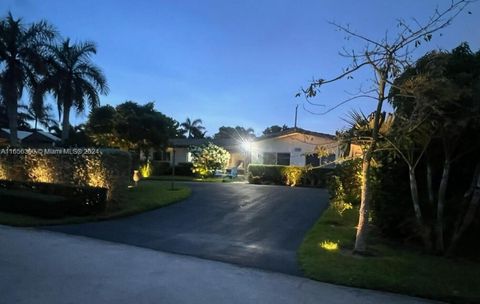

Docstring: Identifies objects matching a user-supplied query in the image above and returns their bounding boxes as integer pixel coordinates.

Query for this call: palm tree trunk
[409,166,432,251]
[61,105,71,144]
[6,98,19,146]
[436,159,451,253]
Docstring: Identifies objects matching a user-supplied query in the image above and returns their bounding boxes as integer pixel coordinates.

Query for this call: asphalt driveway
[43,182,329,275]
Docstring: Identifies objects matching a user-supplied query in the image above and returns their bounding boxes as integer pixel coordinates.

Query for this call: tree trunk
[446,163,480,256]
[409,166,432,251]
[61,105,71,144]
[436,159,451,253]
[354,151,372,253]
[6,99,19,146]
[353,72,387,254]
[426,158,435,210]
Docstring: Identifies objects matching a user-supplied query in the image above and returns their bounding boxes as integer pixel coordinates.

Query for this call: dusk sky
[1,0,479,136]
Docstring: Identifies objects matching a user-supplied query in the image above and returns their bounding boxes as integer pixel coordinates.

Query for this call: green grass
[0,180,191,227]
[147,175,245,183]
[299,206,480,304]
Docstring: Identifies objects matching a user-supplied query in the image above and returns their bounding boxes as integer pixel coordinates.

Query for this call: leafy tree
[35,38,108,143]
[190,143,230,178]
[388,43,480,254]
[213,126,255,141]
[262,124,288,135]
[0,12,55,145]
[298,1,471,253]
[86,101,179,153]
[180,117,205,138]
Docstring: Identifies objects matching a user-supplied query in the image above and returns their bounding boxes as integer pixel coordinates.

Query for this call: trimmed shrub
[304,167,335,187]
[248,164,285,185]
[167,162,194,176]
[0,179,107,218]
[151,161,170,175]
[0,148,131,202]
[247,164,333,187]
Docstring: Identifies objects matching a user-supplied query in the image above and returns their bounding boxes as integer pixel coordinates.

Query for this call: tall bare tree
[298,1,472,254]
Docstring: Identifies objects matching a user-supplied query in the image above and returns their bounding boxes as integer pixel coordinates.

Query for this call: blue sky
[1,0,479,136]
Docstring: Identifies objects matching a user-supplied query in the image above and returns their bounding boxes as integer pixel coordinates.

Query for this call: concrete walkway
[0,226,439,304]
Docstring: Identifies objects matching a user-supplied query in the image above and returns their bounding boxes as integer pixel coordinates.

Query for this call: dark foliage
[0,179,107,218]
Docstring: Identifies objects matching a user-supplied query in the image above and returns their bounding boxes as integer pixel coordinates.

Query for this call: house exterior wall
[250,133,338,166]
[165,147,192,165]
[229,151,246,168]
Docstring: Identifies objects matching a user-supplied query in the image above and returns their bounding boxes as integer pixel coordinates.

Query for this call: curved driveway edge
[44,182,330,275]
[0,226,441,304]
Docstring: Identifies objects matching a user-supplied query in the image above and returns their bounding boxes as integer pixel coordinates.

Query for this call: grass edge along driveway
[0,180,191,227]
[298,206,480,304]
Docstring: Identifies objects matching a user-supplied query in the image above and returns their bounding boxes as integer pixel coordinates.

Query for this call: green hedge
[0,179,107,218]
[0,148,131,202]
[167,162,194,176]
[247,164,333,187]
[151,161,171,175]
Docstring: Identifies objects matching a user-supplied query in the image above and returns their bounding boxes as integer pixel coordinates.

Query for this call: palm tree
[27,103,56,130]
[181,117,205,138]
[36,38,108,143]
[0,12,55,145]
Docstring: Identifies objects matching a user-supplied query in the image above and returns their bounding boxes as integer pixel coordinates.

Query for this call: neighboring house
[0,128,61,147]
[166,127,343,169]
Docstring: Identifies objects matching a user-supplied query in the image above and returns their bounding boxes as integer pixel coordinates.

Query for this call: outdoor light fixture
[133,170,141,186]
[241,140,252,151]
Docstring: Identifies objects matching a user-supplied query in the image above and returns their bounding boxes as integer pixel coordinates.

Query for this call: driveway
[43,182,329,275]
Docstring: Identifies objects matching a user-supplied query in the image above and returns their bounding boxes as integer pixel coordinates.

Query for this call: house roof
[169,127,335,148]
[1,128,61,143]
[1,128,33,140]
[257,127,335,141]
[29,130,61,142]
[169,138,240,148]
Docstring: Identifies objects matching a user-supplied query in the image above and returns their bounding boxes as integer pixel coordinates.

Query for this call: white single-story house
[165,127,344,169]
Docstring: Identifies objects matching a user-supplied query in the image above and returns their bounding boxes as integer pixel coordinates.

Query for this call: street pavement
[0,225,440,304]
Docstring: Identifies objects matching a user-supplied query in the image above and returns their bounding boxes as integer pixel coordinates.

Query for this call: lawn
[0,180,191,226]
[298,206,480,304]
[147,175,245,183]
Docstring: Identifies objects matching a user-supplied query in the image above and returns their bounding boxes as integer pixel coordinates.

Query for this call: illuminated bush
[329,176,353,215]
[0,161,7,180]
[328,159,362,206]
[139,161,153,178]
[190,143,230,178]
[282,166,305,187]
[25,155,55,183]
